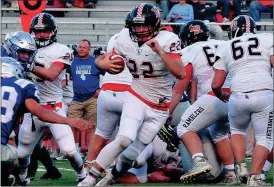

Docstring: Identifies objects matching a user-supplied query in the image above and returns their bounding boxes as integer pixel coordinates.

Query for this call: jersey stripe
[15,79,31,88]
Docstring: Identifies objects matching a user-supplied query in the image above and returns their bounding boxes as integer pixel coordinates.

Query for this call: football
[107,54,125,75]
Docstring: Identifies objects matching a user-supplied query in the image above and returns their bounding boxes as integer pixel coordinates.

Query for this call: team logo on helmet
[189,24,202,35]
[151,7,160,19]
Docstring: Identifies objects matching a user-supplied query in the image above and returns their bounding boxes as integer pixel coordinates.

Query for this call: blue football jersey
[1,77,39,145]
[1,45,9,57]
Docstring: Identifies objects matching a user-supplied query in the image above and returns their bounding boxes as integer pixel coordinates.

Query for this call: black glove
[25,61,35,72]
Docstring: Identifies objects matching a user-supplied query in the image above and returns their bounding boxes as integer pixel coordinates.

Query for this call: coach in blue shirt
[68,39,104,147]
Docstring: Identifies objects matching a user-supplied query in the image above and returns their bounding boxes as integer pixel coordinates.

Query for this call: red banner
[19,0,47,32]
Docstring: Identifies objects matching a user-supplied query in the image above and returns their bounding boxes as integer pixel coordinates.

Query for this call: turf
[30,159,273,186]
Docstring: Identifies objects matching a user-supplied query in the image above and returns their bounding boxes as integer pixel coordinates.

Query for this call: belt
[243,88,271,93]
[101,83,131,92]
[41,101,62,110]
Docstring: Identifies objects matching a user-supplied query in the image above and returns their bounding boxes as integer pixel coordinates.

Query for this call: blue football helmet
[6,31,37,64]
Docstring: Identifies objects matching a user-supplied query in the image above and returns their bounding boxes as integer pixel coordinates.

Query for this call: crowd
[159,0,272,29]
[1,0,98,8]
[1,1,273,187]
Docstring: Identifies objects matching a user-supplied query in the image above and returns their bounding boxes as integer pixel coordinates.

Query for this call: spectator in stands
[68,39,105,158]
[250,0,273,21]
[192,0,217,22]
[2,0,11,8]
[160,0,170,19]
[191,0,223,40]
[217,0,241,22]
[84,0,98,8]
[166,0,194,23]
[61,0,73,8]
[160,0,180,19]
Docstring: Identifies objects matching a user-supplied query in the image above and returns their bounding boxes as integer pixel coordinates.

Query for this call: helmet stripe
[136,3,145,17]
[37,13,44,26]
[244,15,251,33]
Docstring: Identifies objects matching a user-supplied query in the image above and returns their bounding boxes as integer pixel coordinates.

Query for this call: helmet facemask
[32,29,56,48]
[127,14,160,46]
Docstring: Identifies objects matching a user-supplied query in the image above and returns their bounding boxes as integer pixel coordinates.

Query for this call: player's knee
[115,135,132,150]
[95,128,112,140]
[255,135,273,152]
[230,127,247,136]
[177,122,191,139]
[209,130,229,144]
[17,146,31,159]
[60,145,77,157]
[65,150,78,158]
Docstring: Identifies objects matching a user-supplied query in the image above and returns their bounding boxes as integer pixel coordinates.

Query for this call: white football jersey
[182,39,230,98]
[33,42,73,103]
[101,33,132,86]
[113,28,180,104]
[214,33,273,92]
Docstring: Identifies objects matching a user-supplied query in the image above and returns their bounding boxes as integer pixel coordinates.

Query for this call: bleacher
[1,0,273,48]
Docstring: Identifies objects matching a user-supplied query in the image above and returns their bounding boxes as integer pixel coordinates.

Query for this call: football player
[83,29,133,170]
[4,31,63,181]
[16,13,87,184]
[1,57,90,185]
[172,20,236,184]
[79,3,185,186]
[212,15,273,186]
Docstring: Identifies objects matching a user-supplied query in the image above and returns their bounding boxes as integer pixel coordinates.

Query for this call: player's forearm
[169,79,190,114]
[190,80,197,104]
[32,66,57,81]
[158,50,185,80]
[212,87,223,100]
[169,93,182,115]
[34,107,69,124]
[26,99,69,124]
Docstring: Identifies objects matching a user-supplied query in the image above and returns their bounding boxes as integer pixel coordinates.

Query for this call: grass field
[29,159,273,186]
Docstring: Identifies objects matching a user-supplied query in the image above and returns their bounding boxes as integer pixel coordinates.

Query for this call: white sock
[263,160,272,172]
[192,153,204,160]
[224,164,235,170]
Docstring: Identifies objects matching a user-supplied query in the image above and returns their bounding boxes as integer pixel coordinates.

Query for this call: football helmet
[67,44,78,56]
[30,13,57,48]
[4,32,18,44]
[126,3,161,45]
[1,57,26,79]
[6,31,37,64]
[179,20,210,48]
[228,15,256,39]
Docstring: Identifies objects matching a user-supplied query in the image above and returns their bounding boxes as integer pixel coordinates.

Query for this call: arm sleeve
[24,83,40,103]
[162,33,182,55]
[54,47,74,68]
[181,46,195,66]
[166,6,176,19]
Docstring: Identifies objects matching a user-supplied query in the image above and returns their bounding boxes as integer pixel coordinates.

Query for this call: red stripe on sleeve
[168,53,181,59]
[53,61,65,70]
[185,63,193,80]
